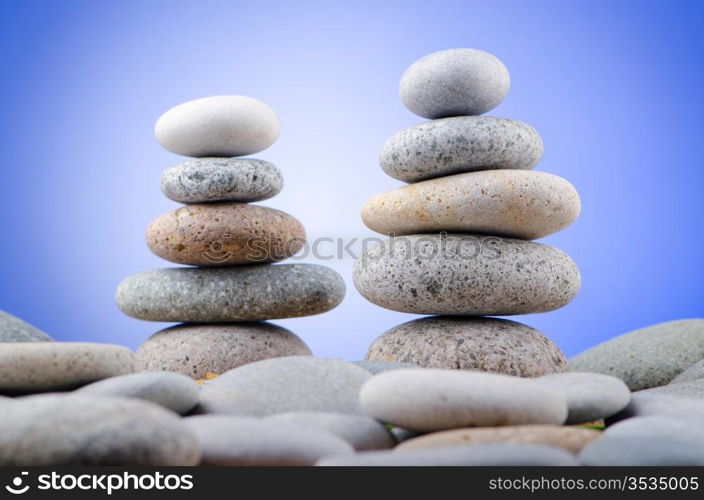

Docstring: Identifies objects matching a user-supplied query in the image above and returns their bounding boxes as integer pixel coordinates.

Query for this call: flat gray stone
[353,234,580,316]
[379,116,543,183]
[360,369,567,432]
[318,443,578,466]
[579,435,704,466]
[352,360,419,375]
[399,48,510,119]
[569,319,704,390]
[0,343,135,394]
[116,264,345,322]
[265,411,395,451]
[365,316,567,376]
[75,372,199,415]
[0,395,200,465]
[638,379,704,399]
[161,158,283,203]
[534,372,631,423]
[607,393,704,422]
[199,356,371,416]
[671,359,704,384]
[136,323,311,379]
[605,416,704,441]
[0,310,53,342]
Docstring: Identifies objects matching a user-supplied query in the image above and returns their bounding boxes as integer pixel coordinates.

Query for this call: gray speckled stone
[605,416,704,441]
[0,343,135,394]
[352,360,419,375]
[161,158,283,203]
[671,360,704,384]
[400,48,510,119]
[579,436,704,466]
[365,316,567,376]
[116,264,345,322]
[607,393,704,423]
[379,116,543,183]
[184,415,353,465]
[638,379,704,399]
[318,443,578,466]
[265,411,395,451]
[353,234,580,316]
[0,395,200,465]
[0,310,53,342]
[569,319,704,390]
[75,372,199,414]
[199,356,371,416]
[136,323,311,379]
[534,372,631,423]
[360,369,567,432]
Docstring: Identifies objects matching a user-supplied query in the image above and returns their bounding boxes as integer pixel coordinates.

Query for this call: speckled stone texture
[146,203,305,266]
[0,343,135,394]
[160,158,283,203]
[362,170,580,240]
[365,316,567,376]
[399,48,510,119]
[0,310,53,342]
[353,234,580,316]
[671,360,704,384]
[379,116,543,183]
[115,264,345,322]
[0,395,200,465]
[136,323,312,378]
[569,319,704,390]
[155,95,280,157]
[396,425,600,454]
[579,436,704,466]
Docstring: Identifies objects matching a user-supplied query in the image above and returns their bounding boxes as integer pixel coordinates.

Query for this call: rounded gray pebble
[352,360,420,375]
[579,436,704,466]
[638,379,704,399]
[605,416,704,441]
[0,310,53,342]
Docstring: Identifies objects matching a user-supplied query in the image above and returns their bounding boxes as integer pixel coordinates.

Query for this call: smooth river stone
[136,323,312,379]
[0,395,200,465]
[359,369,567,432]
[146,203,305,266]
[605,416,704,442]
[353,234,580,316]
[608,393,704,423]
[671,360,704,384]
[115,264,345,322]
[0,343,135,394]
[399,48,510,119]
[155,95,280,157]
[638,379,704,399]
[199,356,371,416]
[579,436,704,466]
[0,310,53,342]
[160,158,283,203]
[366,316,567,376]
[569,319,704,390]
[362,170,580,240]
[379,116,543,183]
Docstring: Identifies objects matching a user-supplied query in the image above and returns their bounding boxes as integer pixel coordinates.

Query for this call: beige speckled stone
[362,170,580,240]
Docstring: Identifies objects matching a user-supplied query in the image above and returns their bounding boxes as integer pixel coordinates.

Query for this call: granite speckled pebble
[0,343,135,394]
[365,316,567,376]
[362,170,580,240]
[353,234,580,316]
[0,310,53,342]
[638,379,704,399]
[379,116,543,183]
[607,393,704,422]
[569,319,704,390]
[352,360,419,375]
[399,48,510,119]
[115,264,345,322]
[155,95,280,157]
[146,203,305,266]
[579,436,704,466]
[136,323,311,379]
[160,158,283,203]
[605,416,704,442]
[671,360,704,384]
[0,395,200,465]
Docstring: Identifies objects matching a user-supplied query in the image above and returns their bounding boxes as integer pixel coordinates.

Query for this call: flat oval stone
[359,369,567,432]
[199,356,371,416]
[362,170,580,240]
[579,435,704,466]
[0,343,135,394]
[146,203,305,266]
[379,116,543,183]
[609,393,704,422]
[671,360,704,384]
[160,158,283,203]
[136,323,312,379]
[365,316,567,376]
[400,48,510,119]
[155,95,280,157]
[638,379,704,398]
[115,264,345,322]
[0,395,200,465]
[0,310,53,342]
[75,372,199,414]
[353,234,580,316]
[605,416,704,442]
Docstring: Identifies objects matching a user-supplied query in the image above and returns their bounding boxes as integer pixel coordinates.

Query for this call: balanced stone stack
[115,95,345,379]
[353,49,581,376]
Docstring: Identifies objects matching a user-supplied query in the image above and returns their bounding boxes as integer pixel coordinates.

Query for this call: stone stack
[116,95,345,379]
[353,49,581,376]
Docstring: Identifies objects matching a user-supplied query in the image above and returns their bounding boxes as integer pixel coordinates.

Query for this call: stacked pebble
[353,49,581,376]
[115,95,345,379]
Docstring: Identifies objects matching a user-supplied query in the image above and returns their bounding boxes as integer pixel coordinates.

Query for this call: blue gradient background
[1,0,702,358]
